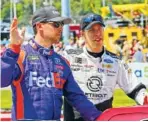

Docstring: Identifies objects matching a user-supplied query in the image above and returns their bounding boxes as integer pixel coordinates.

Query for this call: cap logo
[52,10,59,15]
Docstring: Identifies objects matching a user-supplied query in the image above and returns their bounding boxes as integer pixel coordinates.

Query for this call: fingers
[10,18,17,29]
[20,27,26,38]
[10,18,18,34]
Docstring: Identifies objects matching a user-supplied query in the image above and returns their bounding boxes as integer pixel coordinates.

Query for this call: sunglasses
[82,14,104,30]
[83,14,103,23]
[48,21,64,28]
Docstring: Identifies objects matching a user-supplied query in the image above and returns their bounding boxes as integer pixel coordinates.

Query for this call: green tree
[1,0,146,25]
[1,0,11,20]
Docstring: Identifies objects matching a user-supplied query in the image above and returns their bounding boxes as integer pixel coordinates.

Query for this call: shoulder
[21,44,32,52]
[54,52,70,66]
[105,50,121,60]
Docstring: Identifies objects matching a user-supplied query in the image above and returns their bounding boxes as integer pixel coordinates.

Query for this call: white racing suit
[61,47,147,120]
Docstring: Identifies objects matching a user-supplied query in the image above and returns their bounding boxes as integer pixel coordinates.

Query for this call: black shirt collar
[87,47,104,58]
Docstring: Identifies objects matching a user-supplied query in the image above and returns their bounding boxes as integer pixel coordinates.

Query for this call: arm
[117,61,148,105]
[1,45,21,87]
[1,18,25,87]
[63,69,101,121]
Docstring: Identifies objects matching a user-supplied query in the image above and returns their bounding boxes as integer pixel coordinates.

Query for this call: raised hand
[10,18,25,45]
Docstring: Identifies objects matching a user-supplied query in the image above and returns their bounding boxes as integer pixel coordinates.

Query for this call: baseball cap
[80,13,105,30]
[32,6,72,26]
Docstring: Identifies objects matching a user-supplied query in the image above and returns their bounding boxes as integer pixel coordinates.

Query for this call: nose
[95,30,101,37]
[96,28,104,35]
[57,27,62,34]
[58,26,63,31]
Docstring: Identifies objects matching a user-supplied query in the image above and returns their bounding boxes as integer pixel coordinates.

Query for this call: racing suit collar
[29,38,54,56]
[86,48,104,58]
[83,46,106,62]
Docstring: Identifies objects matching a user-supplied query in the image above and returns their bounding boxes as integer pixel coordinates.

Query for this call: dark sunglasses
[48,21,64,28]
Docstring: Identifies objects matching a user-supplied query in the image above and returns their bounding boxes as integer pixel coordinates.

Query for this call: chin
[53,40,59,44]
[55,39,61,44]
[96,40,103,45]
[93,42,103,48]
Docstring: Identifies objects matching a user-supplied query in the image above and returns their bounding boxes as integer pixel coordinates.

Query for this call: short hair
[33,25,37,35]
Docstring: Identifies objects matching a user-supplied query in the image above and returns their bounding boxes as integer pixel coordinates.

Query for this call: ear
[80,30,86,40]
[36,23,42,30]
[80,30,84,36]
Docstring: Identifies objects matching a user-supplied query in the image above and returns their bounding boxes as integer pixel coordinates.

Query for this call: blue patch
[98,68,105,73]
[104,59,113,63]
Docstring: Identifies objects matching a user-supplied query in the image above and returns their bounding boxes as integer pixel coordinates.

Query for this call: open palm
[10,18,25,45]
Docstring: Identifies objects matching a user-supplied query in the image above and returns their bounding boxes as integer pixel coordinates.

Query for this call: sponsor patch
[104,59,113,63]
[128,68,132,74]
[81,65,94,72]
[54,58,62,65]
[29,71,53,88]
[28,55,39,61]
[66,49,83,55]
[71,64,82,71]
[85,93,107,100]
[102,64,112,68]
[55,65,64,70]
[84,64,94,68]
[98,68,116,76]
[74,57,87,64]
[87,76,103,92]
[98,68,105,73]
[107,74,115,76]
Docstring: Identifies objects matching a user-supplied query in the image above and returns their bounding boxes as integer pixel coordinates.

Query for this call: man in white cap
[63,13,148,121]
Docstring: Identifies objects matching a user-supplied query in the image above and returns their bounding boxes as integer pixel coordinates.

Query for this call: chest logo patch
[86,76,103,92]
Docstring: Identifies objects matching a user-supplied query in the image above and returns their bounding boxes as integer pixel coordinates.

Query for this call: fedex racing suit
[62,47,148,120]
[1,39,101,121]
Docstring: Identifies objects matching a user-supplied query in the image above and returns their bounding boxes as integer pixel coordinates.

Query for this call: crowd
[53,37,148,63]
[1,31,148,63]
[113,37,148,62]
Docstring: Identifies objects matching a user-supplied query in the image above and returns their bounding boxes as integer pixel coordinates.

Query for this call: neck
[34,34,52,48]
[86,45,103,53]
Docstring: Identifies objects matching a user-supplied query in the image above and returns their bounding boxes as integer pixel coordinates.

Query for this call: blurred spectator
[122,41,131,62]
[65,39,78,50]
[132,45,145,62]
[2,38,9,45]
[145,53,148,62]
[113,40,122,59]
[143,25,148,48]
[0,44,6,56]
[129,39,139,59]
[54,41,64,53]
[115,36,125,49]
[77,37,85,48]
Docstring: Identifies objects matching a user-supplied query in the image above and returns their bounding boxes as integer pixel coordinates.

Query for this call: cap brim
[85,21,105,30]
[49,17,72,24]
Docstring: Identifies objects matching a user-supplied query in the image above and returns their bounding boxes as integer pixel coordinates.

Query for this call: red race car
[98,105,148,121]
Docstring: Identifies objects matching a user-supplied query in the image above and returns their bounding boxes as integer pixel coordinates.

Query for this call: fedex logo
[29,71,53,87]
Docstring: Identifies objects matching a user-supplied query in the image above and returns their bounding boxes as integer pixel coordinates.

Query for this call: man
[63,13,148,121]
[132,46,145,62]
[1,6,102,120]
